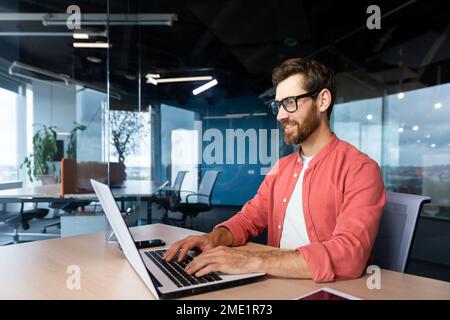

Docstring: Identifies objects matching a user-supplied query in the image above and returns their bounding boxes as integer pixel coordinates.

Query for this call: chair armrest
[185,193,211,205]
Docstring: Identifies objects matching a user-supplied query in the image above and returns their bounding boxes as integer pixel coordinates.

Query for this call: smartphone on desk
[119,239,165,251]
[135,239,166,249]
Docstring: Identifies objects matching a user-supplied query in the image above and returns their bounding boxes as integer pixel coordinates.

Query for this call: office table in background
[0,224,449,300]
[0,180,167,223]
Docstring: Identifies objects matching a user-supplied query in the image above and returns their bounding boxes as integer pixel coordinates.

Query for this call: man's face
[275,74,320,145]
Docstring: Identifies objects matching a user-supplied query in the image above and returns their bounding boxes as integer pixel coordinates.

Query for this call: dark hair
[272,58,336,119]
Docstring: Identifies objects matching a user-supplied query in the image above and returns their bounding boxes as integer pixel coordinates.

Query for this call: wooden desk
[0,224,449,300]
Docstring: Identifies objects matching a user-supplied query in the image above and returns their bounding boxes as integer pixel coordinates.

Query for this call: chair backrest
[197,170,221,204]
[372,191,431,273]
[168,171,188,206]
[172,170,188,191]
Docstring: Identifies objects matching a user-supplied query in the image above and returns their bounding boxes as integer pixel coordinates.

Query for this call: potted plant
[110,110,145,165]
[21,122,87,183]
[21,124,58,183]
[66,122,87,160]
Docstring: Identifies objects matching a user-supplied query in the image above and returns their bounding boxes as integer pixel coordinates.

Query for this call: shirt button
[283,198,287,203]
[294,173,297,178]
[298,158,300,163]
[278,224,281,229]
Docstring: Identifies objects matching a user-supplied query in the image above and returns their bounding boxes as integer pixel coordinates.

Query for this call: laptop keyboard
[144,249,222,288]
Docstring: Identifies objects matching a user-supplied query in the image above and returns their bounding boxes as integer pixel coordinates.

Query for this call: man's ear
[317,89,332,114]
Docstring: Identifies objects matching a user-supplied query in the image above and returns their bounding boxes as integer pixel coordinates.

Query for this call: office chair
[152,170,188,224]
[0,202,49,245]
[167,170,221,229]
[372,191,431,273]
[39,175,91,233]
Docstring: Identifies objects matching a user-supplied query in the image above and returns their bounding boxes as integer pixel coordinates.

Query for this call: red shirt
[216,134,386,282]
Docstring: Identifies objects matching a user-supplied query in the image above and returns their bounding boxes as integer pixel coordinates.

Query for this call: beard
[283,102,321,145]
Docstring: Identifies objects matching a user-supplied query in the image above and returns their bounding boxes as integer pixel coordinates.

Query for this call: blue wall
[199,95,279,206]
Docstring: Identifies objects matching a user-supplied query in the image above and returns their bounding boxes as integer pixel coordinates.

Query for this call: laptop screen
[90,179,160,299]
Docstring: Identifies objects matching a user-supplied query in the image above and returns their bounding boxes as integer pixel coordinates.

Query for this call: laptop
[90,179,265,299]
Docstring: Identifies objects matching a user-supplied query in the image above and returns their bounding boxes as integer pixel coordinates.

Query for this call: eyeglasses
[268,90,321,115]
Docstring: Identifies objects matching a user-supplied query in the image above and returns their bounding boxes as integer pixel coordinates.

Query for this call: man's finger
[177,244,193,262]
[195,264,221,278]
[185,252,218,275]
[163,241,183,261]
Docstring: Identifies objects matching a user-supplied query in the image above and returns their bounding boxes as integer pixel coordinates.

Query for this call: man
[164,58,386,283]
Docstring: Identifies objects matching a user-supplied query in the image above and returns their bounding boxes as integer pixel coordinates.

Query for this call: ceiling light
[426,134,431,138]
[416,139,421,143]
[430,144,436,148]
[158,76,213,83]
[73,42,110,48]
[253,113,268,116]
[146,73,160,79]
[193,79,218,95]
[225,113,251,118]
[125,74,137,80]
[398,127,404,133]
[86,56,102,63]
[146,76,157,85]
[366,114,373,120]
[434,102,442,109]
[397,92,404,99]
[412,125,419,131]
[73,33,89,39]
[283,37,298,47]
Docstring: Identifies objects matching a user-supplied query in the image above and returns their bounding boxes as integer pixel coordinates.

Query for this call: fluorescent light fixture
[158,76,213,84]
[397,92,404,99]
[203,115,225,120]
[73,42,110,48]
[86,56,102,63]
[416,139,421,143]
[434,102,442,109]
[73,33,89,39]
[398,127,404,133]
[426,134,431,138]
[203,113,251,120]
[146,76,157,85]
[430,143,436,148]
[412,125,419,131]
[253,112,268,116]
[193,79,218,95]
[366,114,373,120]
[146,73,160,79]
[225,113,251,118]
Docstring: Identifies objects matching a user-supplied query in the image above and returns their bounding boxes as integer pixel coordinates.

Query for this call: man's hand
[163,227,233,262]
[185,246,260,277]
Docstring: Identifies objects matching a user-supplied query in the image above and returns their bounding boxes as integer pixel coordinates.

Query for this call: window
[333,83,450,219]
[0,87,18,182]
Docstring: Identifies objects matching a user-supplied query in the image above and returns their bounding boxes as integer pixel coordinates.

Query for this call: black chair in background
[0,202,49,245]
[167,170,221,229]
[153,170,188,223]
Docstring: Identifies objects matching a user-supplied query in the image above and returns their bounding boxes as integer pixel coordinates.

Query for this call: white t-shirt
[279,154,313,249]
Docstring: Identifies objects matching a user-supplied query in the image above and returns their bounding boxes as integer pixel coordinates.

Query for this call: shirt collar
[297,133,339,168]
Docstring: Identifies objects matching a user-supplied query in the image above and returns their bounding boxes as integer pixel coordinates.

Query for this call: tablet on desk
[295,287,361,300]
